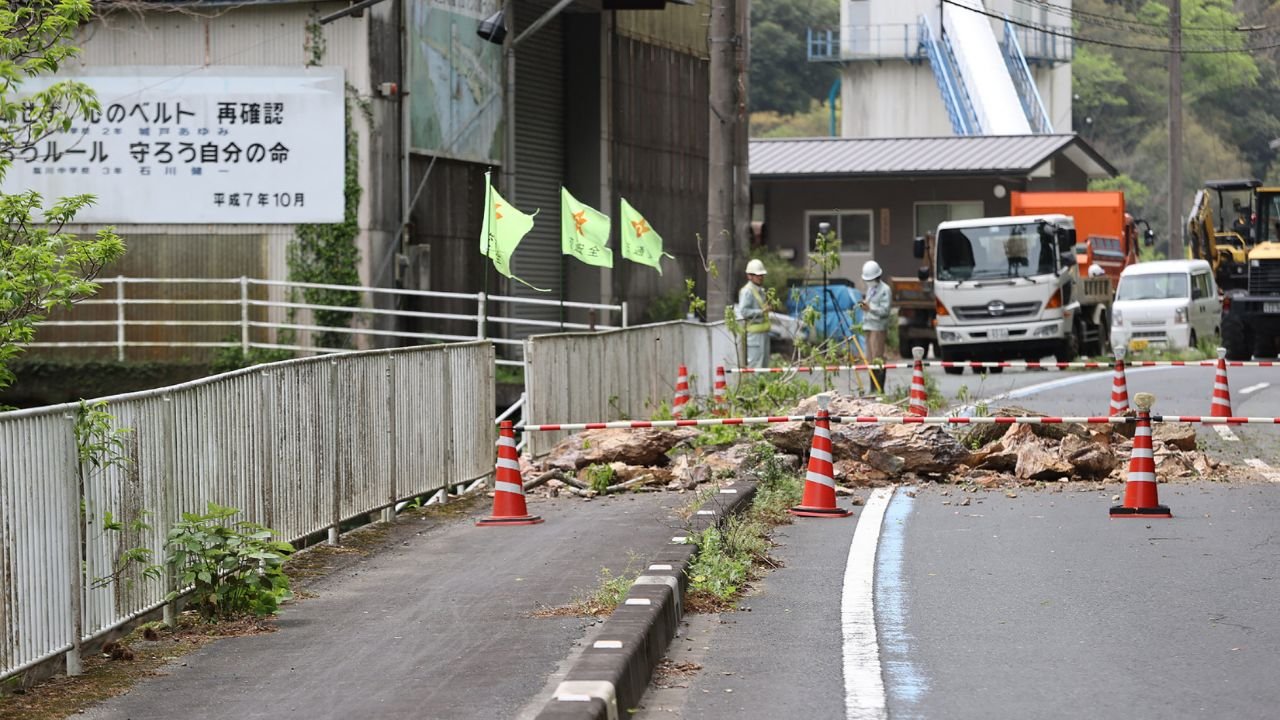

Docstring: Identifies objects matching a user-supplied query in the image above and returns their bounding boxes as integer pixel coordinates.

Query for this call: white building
[810,0,1073,138]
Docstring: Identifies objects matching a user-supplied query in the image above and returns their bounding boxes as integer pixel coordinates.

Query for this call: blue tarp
[785,284,867,349]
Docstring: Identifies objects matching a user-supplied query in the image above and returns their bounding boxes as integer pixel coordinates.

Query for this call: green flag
[560,187,614,268]
[619,197,674,274]
[480,172,546,291]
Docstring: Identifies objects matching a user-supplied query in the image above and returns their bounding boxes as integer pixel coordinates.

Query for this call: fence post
[328,358,341,546]
[476,292,487,339]
[621,301,629,328]
[161,394,178,627]
[239,276,250,353]
[115,276,125,362]
[384,354,397,524]
[64,412,84,676]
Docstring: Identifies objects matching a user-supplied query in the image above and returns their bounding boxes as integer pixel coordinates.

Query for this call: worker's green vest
[746,284,771,334]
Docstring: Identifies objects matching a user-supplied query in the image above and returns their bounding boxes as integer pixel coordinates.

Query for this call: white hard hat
[746,258,768,275]
[861,260,883,281]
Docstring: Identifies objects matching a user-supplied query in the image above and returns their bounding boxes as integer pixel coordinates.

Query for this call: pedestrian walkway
[81,493,685,720]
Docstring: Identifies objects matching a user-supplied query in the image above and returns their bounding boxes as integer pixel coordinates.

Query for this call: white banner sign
[0,66,345,224]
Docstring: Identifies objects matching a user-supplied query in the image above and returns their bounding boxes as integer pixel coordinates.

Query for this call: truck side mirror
[1059,250,1077,268]
[913,236,925,259]
[1056,228,1077,250]
[917,266,930,281]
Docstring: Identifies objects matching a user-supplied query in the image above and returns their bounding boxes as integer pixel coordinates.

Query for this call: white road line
[1240,382,1270,395]
[962,365,1170,415]
[1213,425,1241,442]
[842,486,894,720]
[1244,458,1280,482]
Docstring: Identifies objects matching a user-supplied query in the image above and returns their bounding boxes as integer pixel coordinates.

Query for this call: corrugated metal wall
[612,34,711,318]
[510,2,568,334]
[616,0,711,59]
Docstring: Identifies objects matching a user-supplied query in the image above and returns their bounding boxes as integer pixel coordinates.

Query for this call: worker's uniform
[862,279,892,362]
[738,281,771,368]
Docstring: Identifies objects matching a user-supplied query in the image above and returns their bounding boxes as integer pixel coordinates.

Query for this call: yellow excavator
[1188,178,1280,358]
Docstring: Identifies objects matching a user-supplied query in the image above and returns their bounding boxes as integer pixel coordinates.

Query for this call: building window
[915,201,984,237]
[806,210,873,253]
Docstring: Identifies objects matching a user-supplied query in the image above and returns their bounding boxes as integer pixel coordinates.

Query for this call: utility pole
[733,0,752,288]
[707,0,737,319]
[1168,0,1183,259]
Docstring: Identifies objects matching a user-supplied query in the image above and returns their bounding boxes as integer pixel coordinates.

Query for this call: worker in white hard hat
[739,258,772,368]
[858,260,891,371]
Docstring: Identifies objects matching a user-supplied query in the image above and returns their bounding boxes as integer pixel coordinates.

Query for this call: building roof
[750,134,1116,180]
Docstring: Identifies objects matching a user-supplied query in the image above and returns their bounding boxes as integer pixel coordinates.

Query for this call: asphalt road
[639,364,1280,719]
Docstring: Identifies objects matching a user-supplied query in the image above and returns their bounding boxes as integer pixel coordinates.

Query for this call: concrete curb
[533,481,759,720]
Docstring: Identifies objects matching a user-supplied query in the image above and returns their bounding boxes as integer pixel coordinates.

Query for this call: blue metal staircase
[1001,20,1054,134]
[918,15,982,136]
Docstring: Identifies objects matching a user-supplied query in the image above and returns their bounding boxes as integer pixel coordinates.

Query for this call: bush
[165,503,294,620]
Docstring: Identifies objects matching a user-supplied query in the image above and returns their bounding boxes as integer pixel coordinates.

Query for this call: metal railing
[919,16,982,136]
[806,21,1071,65]
[522,321,739,457]
[28,277,628,367]
[0,341,495,681]
[1002,21,1054,134]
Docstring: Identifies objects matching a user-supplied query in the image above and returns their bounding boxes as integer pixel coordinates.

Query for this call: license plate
[1265,302,1280,314]
[1129,339,1149,351]
[990,328,1009,340]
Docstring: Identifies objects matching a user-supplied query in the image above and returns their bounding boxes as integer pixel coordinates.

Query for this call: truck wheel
[1254,334,1276,359]
[939,347,965,375]
[1056,321,1081,361]
[1090,312,1112,357]
[1221,311,1251,361]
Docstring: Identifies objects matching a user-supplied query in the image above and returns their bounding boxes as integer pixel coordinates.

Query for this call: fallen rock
[1005,424,1072,480]
[1154,423,1198,452]
[702,444,755,478]
[1061,434,1119,479]
[666,454,708,491]
[861,447,905,475]
[543,427,698,470]
[834,458,891,486]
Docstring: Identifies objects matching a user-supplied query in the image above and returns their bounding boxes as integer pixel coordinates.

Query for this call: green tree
[750,0,839,116]
[0,0,125,389]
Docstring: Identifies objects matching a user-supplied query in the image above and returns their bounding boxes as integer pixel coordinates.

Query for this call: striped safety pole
[1110,393,1171,518]
[713,365,727,413]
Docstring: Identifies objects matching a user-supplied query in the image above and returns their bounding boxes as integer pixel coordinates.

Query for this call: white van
[1110,259,1220,351]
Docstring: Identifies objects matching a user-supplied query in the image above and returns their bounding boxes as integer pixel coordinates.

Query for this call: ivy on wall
[286,88,369,349]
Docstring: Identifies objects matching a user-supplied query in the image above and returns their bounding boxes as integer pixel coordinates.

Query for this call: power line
[1009,0,1269,35]
[942,0,1280,54]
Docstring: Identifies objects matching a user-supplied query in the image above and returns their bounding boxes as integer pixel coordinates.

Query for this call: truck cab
[926,214,1111,371]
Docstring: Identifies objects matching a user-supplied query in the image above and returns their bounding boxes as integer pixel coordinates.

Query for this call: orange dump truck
[1009,191,1151,288]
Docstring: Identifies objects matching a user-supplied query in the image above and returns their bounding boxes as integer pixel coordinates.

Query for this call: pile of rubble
[523,394,1225,496]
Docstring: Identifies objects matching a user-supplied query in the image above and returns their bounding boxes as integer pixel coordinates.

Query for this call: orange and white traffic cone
[1110,392,1171,518]
[672,364,690,416]
[1210,347,1232,418]
[1108,346,1130,417]
[791,394,853,518]
[713,365,728,414]
[476,421,544,527]
[908,346,928,417]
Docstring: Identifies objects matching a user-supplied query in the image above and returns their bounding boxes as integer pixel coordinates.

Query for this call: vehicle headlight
[1112,309,1123,326]
[1032,324,1060,337]
[1174,306,1188,324]
[939,330,959,341]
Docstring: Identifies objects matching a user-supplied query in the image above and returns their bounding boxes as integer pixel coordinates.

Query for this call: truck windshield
[937,224,1061,281]
[1116,273,1189,301]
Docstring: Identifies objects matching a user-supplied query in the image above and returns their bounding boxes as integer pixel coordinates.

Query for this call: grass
[684,444,803,612]
[531,556,646,618]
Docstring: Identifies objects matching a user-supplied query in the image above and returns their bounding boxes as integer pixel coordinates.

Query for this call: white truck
[918,214,1113,374]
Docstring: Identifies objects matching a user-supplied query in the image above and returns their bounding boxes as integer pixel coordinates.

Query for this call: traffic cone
[791,395,853,518]
[672,364,690,416]
[1110,392,1171,518]
[908,346,928,417]
[476,421,544,526]
[1108,346,1130,417]
[1210,347,1232,417]
[713,365,727,414]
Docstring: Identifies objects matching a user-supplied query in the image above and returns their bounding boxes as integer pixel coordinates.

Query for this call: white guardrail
[0,341,495,681]
[28,277,628,367]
